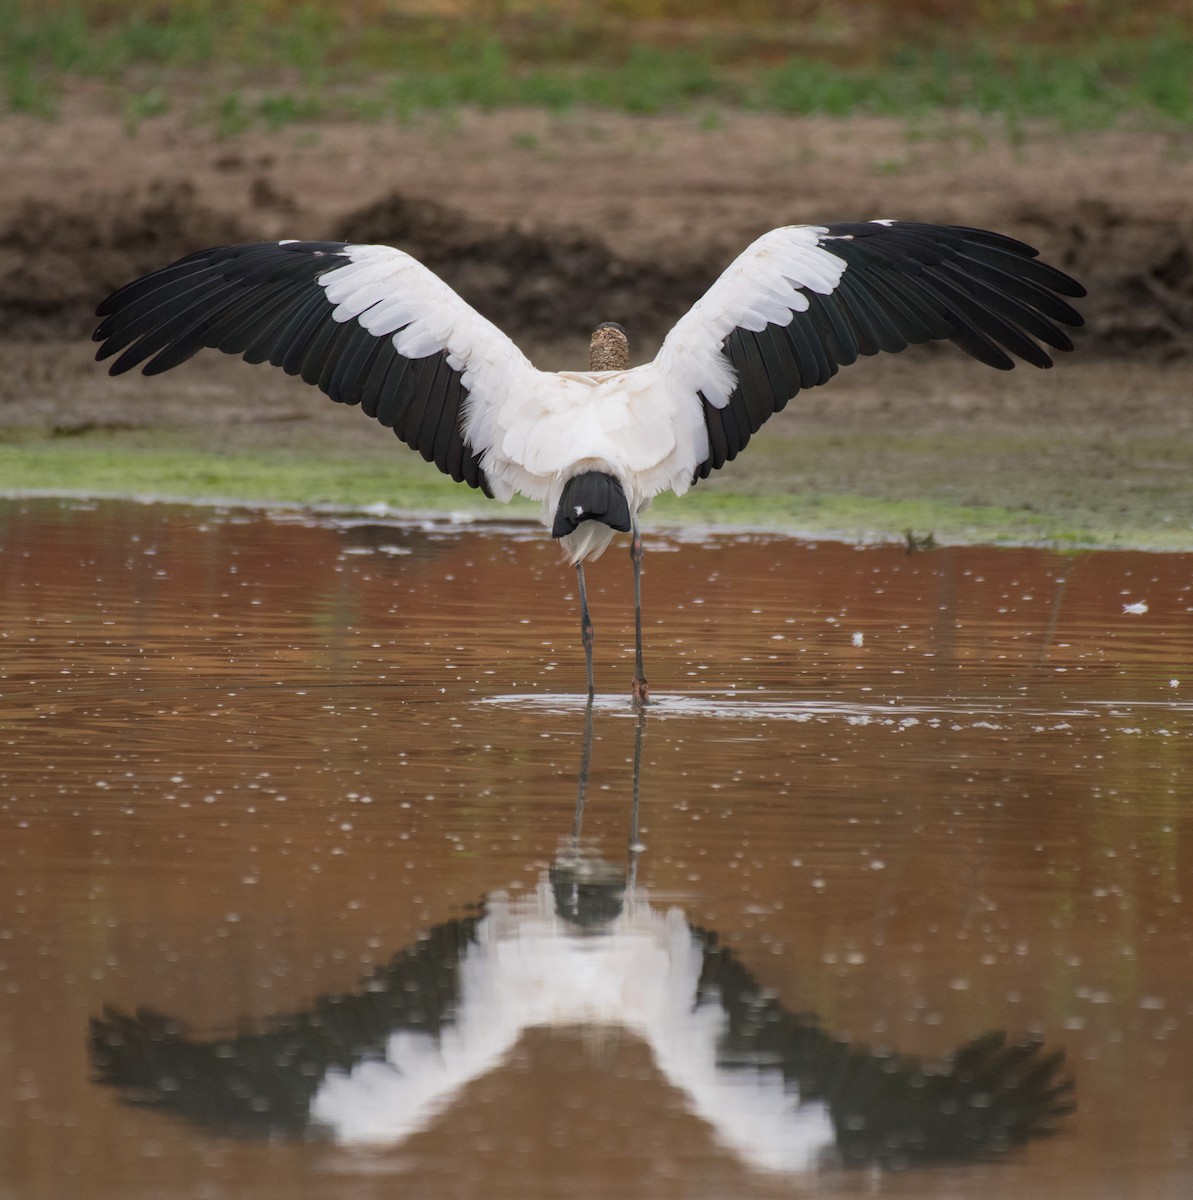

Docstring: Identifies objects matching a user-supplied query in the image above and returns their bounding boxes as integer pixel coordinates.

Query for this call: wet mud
[3,177,1191,358]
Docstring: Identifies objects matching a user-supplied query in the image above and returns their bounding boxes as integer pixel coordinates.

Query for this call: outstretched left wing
[94,241,548,494]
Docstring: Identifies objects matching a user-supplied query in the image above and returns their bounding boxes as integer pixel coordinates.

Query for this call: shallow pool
[1,498,1190,1199]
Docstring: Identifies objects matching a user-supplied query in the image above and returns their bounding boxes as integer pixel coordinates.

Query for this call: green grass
[757,39,1193,126]
[1,2,1190,129]
[0,437,520,516]
[3,436,1189,551]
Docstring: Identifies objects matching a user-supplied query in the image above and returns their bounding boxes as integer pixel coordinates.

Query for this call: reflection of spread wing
[89,915,482,1138]
[90,900,1072,1169]
[693,928,1074,1165]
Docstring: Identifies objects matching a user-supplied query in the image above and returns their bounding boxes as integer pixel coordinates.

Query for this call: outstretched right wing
[652,221,1086,480]
[94,240,549,495]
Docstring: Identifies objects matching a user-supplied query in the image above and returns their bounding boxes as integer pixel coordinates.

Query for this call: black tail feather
[552,472,632,538]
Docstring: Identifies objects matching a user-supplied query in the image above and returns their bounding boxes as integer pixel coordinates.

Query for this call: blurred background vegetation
[2,0,1191,129]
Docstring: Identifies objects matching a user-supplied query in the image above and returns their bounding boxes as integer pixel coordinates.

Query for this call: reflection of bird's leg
[571,694,595,845]
[627,705,646,889]
[630,515,649,705]
[576,563,595,698]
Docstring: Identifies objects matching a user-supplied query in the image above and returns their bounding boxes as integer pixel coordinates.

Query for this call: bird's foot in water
[632,675,650,706]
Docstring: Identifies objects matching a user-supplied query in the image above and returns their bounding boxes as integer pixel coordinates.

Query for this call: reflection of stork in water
[90,708,1072,1173]
[94,223,1084,703]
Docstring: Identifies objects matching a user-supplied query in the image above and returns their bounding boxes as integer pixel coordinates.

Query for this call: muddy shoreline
[2,94,1191,545]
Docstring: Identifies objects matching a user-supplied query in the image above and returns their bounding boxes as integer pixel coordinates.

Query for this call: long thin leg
[629,515,649,705]
[576,562,595,699]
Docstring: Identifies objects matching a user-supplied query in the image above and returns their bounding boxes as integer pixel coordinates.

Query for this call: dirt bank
[2,89,1192,352]
[1,89,1191,545]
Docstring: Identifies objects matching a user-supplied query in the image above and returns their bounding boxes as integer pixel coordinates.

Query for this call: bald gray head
[589,322,629,372]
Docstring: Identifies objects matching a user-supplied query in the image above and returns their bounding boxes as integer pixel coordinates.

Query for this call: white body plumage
[313,225,848,562]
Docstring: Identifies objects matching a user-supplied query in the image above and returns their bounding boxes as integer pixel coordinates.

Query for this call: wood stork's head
[589,322,629,372]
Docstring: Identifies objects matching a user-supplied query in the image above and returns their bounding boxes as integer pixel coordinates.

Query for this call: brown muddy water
[1,497,1191,1200]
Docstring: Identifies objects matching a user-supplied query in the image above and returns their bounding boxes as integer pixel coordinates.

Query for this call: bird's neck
[589,347,627,371]
[588,326,630,371]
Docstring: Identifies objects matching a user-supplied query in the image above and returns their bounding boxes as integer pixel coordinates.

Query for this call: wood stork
[94,221,1085,702]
